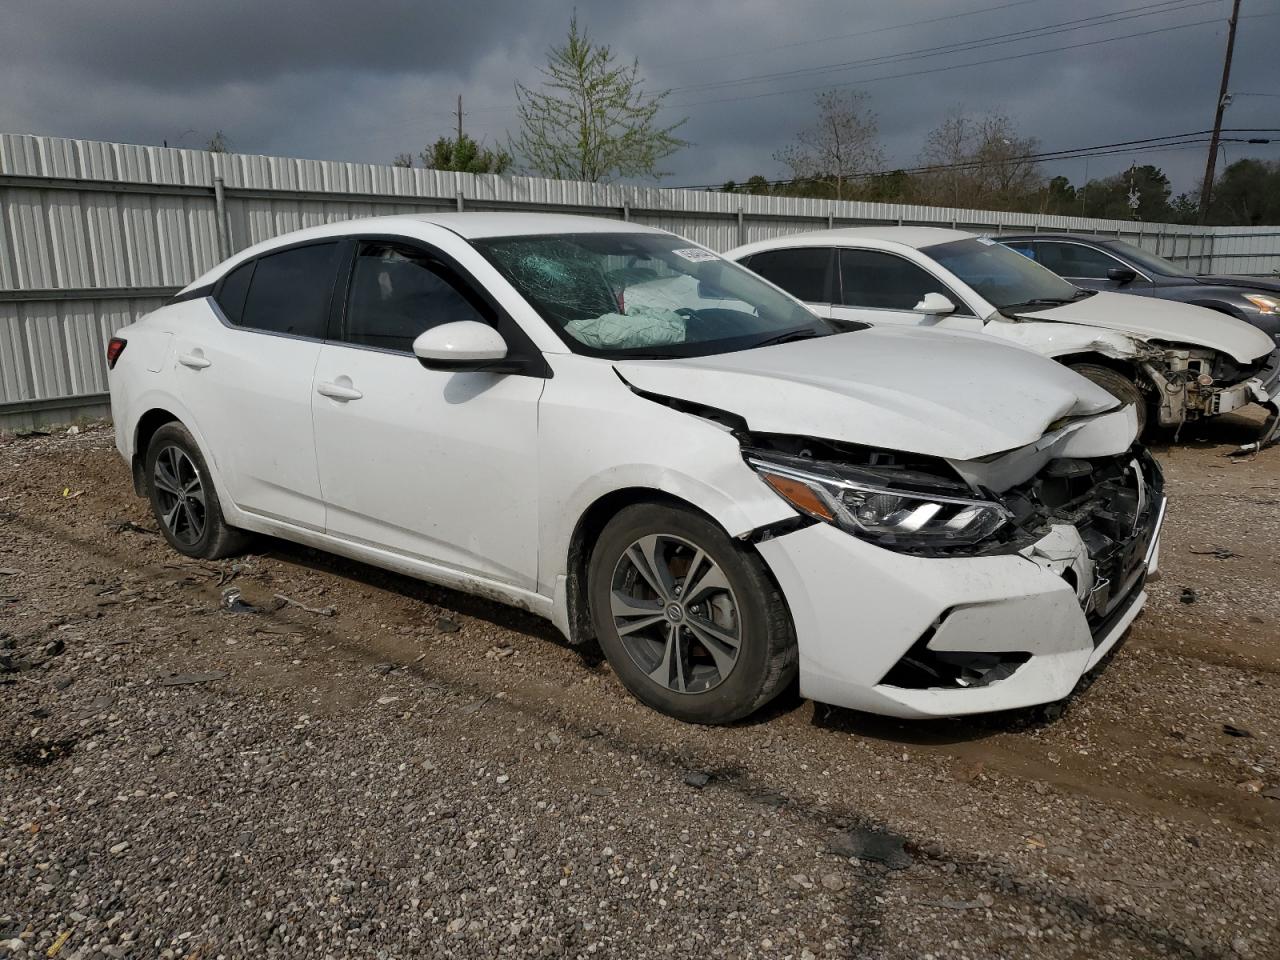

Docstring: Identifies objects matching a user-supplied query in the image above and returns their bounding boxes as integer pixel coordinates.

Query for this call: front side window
[746,248,831,303]
[839,249,970,314]
[1035,242,1121,280]
[473,232,834,359]
[237,242,341,338]
[344,243,486,352]
[1106,240,1185,278]
[921,238,1085,311]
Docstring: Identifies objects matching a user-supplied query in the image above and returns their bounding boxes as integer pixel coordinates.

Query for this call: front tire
[1070,363,1149,436]
[587,503,796,724]
[145,422,250,560]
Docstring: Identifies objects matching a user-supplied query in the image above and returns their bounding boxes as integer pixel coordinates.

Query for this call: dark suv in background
[998,233,1280,346]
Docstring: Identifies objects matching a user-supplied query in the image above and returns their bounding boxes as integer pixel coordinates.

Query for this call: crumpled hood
[615,325,1122,461]
[1029,290,1273,362]
[1195,274,1280,294]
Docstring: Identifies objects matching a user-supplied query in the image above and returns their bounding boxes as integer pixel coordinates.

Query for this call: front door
[311,240,543,589]
[830,248,983,332]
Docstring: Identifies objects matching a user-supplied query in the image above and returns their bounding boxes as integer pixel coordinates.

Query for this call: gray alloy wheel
[145,421,250,560]
[588,502,797,725]
[151,444,207,546]
[610,533,742,694]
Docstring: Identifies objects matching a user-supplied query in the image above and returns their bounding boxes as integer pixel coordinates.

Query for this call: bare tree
[206,130,230,154]
[511,15,688,181]
[918,107,1040,208]
[774,91,883,201]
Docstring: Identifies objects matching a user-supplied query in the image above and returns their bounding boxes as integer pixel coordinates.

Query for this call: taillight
[106,337,127,369]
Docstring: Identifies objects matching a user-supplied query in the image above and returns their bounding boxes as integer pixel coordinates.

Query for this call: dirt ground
[1,414,1278,960]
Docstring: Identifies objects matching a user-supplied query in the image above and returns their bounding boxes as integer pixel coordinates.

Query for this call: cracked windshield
[475,232,835,358]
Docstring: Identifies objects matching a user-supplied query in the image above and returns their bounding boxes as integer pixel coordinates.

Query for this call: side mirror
[913,292,956,316]
[412,321,510,371]
[1107,266,1137,284]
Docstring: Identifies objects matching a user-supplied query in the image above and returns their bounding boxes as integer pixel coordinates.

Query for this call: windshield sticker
[672,247,719,262]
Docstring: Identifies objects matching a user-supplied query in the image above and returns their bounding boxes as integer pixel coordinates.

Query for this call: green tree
[512,15,688,181]
[1208,159,1280,225]
[421,133,512,174]
[744,175,772,195]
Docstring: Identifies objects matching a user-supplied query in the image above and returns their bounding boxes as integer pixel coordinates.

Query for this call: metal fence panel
[2,131,1278,415]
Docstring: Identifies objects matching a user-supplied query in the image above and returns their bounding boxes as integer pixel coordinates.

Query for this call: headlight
[747,453,1011,550]
[1244,294,1279,315]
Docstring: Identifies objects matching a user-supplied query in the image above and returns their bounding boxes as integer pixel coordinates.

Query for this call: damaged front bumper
[1144,345,1280,431]
[755,453,1165,719]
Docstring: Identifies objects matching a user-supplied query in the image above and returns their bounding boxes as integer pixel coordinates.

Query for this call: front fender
[988,319,1148,361]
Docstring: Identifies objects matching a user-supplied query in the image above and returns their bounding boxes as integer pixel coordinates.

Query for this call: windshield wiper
[749,328,826,350]
[1001,297,1075,311]
[1071,288,1098,300]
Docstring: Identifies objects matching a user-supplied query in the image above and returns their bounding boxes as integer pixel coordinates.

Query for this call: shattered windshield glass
[473,232,837,358]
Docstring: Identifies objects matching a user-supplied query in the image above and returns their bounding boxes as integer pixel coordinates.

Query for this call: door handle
[178,352,211,370]
[316,381,363,402]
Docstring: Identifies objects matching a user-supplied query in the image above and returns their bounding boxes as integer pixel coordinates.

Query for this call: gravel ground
[1,415,1278,960]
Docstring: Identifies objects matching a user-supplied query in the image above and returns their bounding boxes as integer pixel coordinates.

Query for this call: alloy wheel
[609,534,742,694]
[152,445,207,546]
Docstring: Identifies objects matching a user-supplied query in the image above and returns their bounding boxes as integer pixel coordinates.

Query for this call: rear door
[174,241,341,530]
[832,248,982,331]
[741,247,835,318]
[311,237,543,588]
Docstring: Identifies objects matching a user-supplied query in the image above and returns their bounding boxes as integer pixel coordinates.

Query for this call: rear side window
[343,243,489,353]
[744,248,831,303]
[1003,242,1038,262]
[215,261,254,325]
[236,242,341,338]
[839,249,969,314]
[1035,242,1116,280]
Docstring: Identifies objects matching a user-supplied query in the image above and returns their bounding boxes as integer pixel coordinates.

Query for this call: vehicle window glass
[921,238,1081,311]
[839,249,970,314]
[745,248,830,303]
[1106,239,1186,277]
[1002,242,1038,262]
[215,261,254,325]
[473,232,835,360]
[238,243,341,338]
[344,243,487,352]
[1035,242,1117,280]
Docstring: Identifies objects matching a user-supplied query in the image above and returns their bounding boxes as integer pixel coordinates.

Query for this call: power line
[664,17,1223,109]
[650,0,1053,68]
[668,0,1216,96]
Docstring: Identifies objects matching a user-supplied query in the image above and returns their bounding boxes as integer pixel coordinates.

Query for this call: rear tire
[587,502,796,725]
[1070,363,1149,436]
[145,422,250,560]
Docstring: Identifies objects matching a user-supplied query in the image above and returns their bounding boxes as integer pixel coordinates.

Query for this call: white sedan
[107,213,1163,722]
[727,228,1280,439]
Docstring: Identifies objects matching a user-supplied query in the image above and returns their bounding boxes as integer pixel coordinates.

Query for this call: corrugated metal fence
[3,132,1279,425]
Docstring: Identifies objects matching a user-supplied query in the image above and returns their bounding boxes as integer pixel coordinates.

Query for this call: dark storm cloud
[1,0,1274,193]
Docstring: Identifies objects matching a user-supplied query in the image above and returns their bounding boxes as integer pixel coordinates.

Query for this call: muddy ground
[1,414,1277,959]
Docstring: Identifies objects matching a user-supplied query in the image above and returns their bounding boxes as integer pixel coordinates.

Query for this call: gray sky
[2,0,1276,194]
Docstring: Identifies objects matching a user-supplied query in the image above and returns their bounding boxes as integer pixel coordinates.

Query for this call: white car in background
[727,228,1280,440]
[108,213,1163,723]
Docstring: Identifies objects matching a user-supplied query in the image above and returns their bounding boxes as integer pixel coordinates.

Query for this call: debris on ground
[220,587,259,614]
[826,827,913,870]
[1223,724,1254,738]
[435,616,461,633]
[683,771,711,789]
[1180,587,1198,604]
[157,670,230,687]
[272,592,336,617]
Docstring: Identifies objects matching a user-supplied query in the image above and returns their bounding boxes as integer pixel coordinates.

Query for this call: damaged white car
[728,228,1280,441]
[107,214,1164,723]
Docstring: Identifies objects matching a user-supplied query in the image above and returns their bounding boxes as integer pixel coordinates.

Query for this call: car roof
[184,213,668,291]
[729,226,973,258]
[996,232,1119,245]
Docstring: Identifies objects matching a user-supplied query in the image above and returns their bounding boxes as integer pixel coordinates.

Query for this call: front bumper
[756,488,1165,720]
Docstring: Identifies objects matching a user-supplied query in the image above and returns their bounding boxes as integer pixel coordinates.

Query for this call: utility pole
[456,94,464,141]
[1198,0,1242,223]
